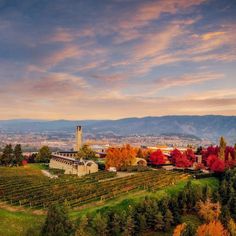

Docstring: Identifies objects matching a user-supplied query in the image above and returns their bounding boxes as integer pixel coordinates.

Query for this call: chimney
[75,125,83,151]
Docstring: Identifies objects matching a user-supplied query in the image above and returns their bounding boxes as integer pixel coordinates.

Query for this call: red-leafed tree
[207,154,218,168]
[175,153,192,168]
[185,148,196,164]
[170,148,192,168]
[202,146,219,164]
[211,159,225,173]
[170,149,182,165]
[150,149,166,165]
[207,154,225,173]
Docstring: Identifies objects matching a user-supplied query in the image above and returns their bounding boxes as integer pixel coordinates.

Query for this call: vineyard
[0,166,189,209]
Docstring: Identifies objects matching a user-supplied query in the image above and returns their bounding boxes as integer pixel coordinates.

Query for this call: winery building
[49,126,98,176]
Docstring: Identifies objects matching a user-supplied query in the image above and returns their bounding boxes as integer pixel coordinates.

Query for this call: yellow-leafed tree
[197,198,221,222]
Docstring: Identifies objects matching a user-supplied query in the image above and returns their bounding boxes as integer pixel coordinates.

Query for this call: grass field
[0,208,44,236]
[0,164,219,236]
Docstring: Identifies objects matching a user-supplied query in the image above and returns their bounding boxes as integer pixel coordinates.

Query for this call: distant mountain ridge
[0,115,236,144]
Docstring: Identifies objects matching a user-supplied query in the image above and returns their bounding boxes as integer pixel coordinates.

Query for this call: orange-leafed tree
[105,144,137,170]
[196,221,229,236]
[172,223,186,236]
[197,198,221,223]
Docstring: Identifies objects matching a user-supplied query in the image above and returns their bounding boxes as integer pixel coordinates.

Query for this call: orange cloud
[201,31,225,40]
[117,0,206,31]
[155,72,224,90]
[132,25,181,60]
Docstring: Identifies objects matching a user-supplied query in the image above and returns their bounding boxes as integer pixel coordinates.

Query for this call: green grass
[0,208,44,236]
[70,177,219,218]
[27,163,49,170]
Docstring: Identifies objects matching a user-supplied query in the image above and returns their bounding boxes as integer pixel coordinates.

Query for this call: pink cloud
[43,44,81,66]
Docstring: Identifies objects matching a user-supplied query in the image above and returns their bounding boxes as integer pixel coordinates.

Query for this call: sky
[0,0,236,120]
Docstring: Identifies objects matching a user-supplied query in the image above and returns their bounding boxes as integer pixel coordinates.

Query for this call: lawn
[0,208,44,236]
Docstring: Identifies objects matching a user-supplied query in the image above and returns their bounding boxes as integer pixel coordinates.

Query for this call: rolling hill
[0,116,235,144]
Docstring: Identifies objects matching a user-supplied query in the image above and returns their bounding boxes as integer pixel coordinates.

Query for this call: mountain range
[0,116,235,144]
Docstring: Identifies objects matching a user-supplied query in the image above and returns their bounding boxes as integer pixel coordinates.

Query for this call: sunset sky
[0,0,236,120]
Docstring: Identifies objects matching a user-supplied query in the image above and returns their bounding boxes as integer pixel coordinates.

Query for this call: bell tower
[75,125,82,151]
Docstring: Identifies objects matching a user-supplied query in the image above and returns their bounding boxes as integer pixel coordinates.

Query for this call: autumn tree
[105,144,136,170]
[219,136,227,161]
[184,148,196,164]
[196,221,229,236]
[197,199,221,222]
[170,149,182,165]
[173,223,186,236]
[228,218,236,236]
[207,154,225,173]
[149,149,166,165]
[170,148,191,168]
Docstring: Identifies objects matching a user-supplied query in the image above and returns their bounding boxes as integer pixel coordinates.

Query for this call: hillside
[0,115,236,143]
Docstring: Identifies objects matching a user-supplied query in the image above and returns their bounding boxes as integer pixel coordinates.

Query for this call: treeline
[0,144,23,166]
[218,169,236,225]
[0,144,52,166]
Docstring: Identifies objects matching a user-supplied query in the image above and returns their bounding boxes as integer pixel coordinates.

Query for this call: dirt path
[0,201,46,215]
[99,171,136,182]
[41,170,58,178]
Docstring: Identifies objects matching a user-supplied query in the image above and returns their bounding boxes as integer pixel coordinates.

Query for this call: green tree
[154,212,164,231]
[0,144,13,165]
[13,144,23,165]
[169,197,181,224]
[136,213,147,232]
[163,209,174,232]
[220,206,231,227]
[229,193,236,220]
[77,144,96,160]
[202,185,211,202]
[36,146,51,163]
[41,204,72,236]
[182,224,196,236]
[122,215,135,236]
[178,191,187,214]
[75,216,89,236]
[110,213,122,236]
[92,213,107,236]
